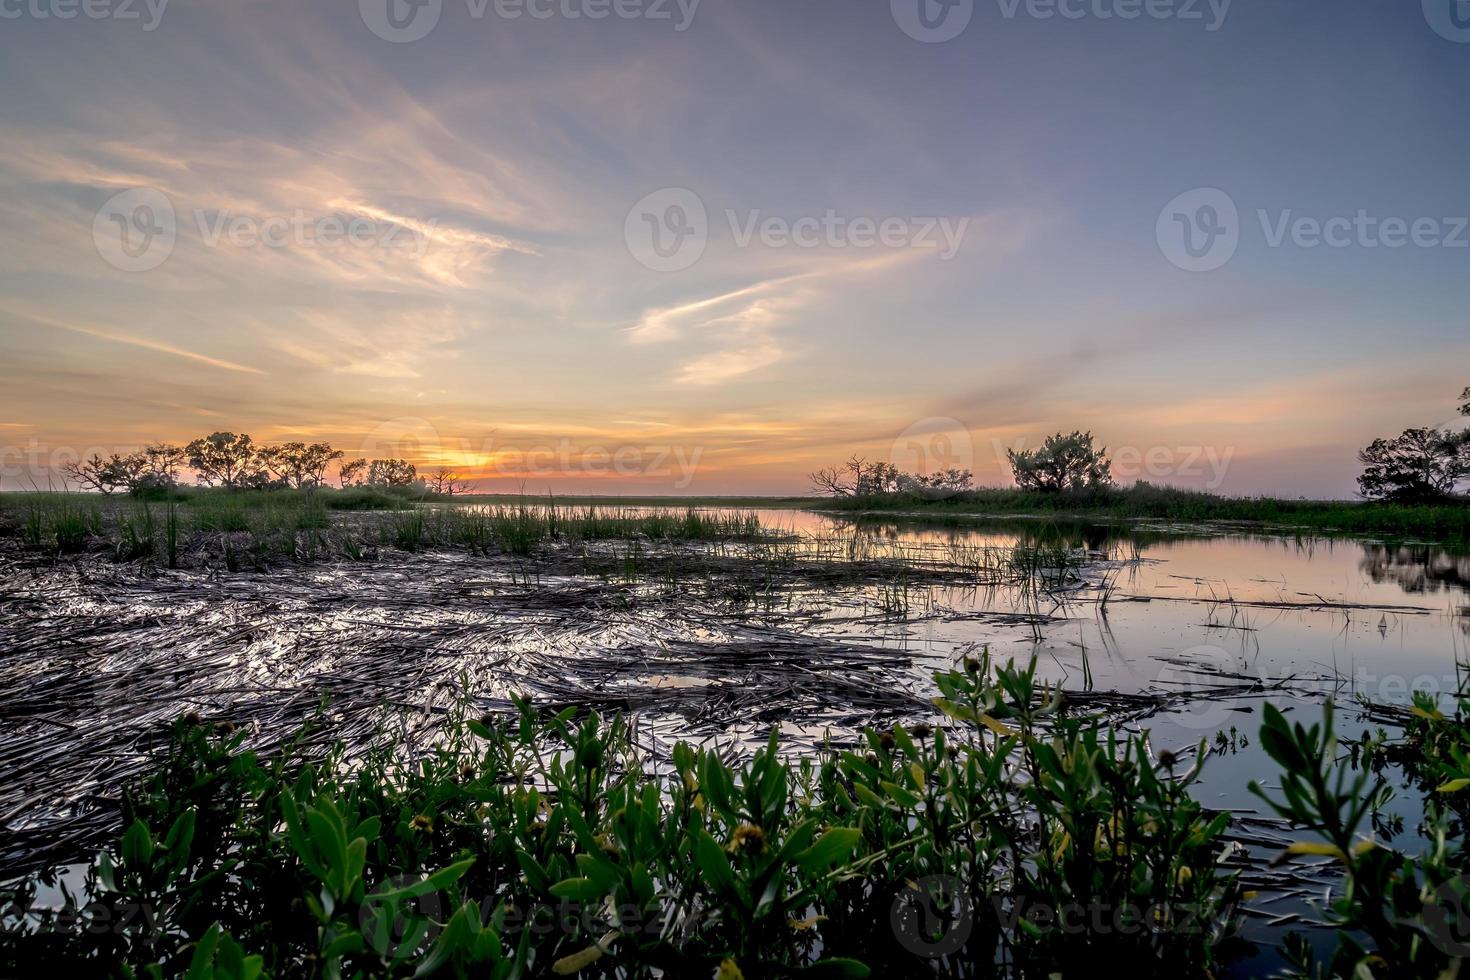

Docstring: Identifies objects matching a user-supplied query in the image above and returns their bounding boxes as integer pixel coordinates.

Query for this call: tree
[259,442,344,490]
[186,432,260,488]
[1007,431,1113,492]
[1461,387,1469,417]
[368,458,417,488]
[809,456,885,497]
[339,458,368,488]
[136,443,186,490]
[61,453,132,495]
[899,468,974,495]
[1357,428,1466,502]
[427,468,469,496]
[302,443,345,488]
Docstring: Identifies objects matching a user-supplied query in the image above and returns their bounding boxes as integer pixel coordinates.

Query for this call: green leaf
[122,819,154,869]
[692,828,736,893]
[804,958,871,978]
[795,828,862,873]
[549,877,608,902]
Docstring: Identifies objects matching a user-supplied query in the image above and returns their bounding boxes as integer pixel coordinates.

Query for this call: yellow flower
[728,824,767,855]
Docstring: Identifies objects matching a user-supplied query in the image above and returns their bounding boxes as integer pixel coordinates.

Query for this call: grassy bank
[0,493,774,566]
[3,651,1467,978]
[818,483,1470,542]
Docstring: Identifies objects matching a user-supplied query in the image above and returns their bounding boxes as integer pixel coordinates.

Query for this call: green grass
[818,482,1470,542]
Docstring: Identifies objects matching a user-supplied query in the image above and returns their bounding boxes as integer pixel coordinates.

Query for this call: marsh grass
[825,483,1470,542]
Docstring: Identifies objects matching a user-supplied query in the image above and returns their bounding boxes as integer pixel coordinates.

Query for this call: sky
[0,0,1467,496]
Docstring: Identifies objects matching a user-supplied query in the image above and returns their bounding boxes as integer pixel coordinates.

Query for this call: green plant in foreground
[0,656,1249,979]
[1251,692,1470,979]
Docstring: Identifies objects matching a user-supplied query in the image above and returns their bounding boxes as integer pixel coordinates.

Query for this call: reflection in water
[1359,544,1470,597]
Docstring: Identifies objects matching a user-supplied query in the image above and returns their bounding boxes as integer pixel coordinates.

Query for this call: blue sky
[0,0,1466,495]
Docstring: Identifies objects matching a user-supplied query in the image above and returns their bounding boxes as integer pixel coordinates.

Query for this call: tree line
[811,386,1470,502]
[810,430,1112,497]
[59,432,470,497]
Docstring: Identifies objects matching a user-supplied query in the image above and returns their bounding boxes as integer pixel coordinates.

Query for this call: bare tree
[427,468,469,496]
[60,454,131,494]
[808,455,873,497]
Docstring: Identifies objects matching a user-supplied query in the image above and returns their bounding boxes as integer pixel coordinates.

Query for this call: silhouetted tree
[899,468,974,495]
[1008,431,1113,492]
[338,458,368,488]
[61,454,131,495]
[368,458,417,488]
[259,442,344,490]
[186,432,260,488]
[427,468,468,496]
[1357,428,1466,502]
[135,443,186,490]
